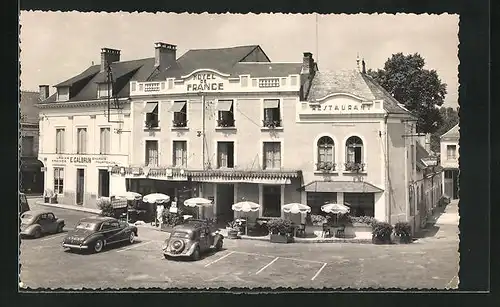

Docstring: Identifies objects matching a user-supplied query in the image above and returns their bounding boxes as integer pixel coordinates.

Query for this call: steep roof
[45,58,156,103]
[307,69,414,116]
[440,123,459,139]
[20,91,40,124]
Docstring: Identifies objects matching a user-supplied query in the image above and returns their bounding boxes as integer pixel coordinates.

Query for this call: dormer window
[97,83,112,98]
[56,87,70,102]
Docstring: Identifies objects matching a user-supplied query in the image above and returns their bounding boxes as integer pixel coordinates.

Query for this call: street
[19,199,459,289]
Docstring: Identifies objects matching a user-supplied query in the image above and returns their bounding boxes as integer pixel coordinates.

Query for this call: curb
[35,201,101,215]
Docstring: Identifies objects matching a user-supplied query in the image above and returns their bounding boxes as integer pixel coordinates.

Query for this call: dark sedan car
[62,217,138,253]
[162,220,224,261]
[20,210,65,238]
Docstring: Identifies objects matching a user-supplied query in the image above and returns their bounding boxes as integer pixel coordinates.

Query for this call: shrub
[310,214,328,226]
[97,197,114,217]
[394,222,412,237]
[351,216,377,226]
[372,221,393,240]
[266,218,293,235]
[162,210,184,227]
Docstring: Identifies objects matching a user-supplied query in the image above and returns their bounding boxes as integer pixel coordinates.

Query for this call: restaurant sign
[186,72,224,92]
[309,103,373,113]
[51,155,119,165]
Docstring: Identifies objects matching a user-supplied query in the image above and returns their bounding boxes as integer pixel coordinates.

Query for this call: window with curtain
[217,142,234,168]
[55,128,65,154]
[77,128,87,154]
[53,167,64,194]
[145,140,159,166]
[173,141,187,167]
[263,142,281,169]
[346,136,363,164]
[263,99,281,127]
[446,145,457,160]
[100,128,111,154]
[317,136,335,171]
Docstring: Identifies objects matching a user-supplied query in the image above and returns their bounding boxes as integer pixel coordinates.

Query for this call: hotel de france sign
[185,72,225,92]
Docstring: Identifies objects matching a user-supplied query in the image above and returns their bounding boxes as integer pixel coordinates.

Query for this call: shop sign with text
[51,155,119,165]
[186,72,225,92]
[309,103,373,113]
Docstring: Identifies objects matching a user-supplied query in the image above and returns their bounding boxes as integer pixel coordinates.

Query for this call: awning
[20,158,44,171]
[169,101,186,113]
[143,102,158,113]
[302,181,384,193]
[263,99,279,109]
[216,100,233,111]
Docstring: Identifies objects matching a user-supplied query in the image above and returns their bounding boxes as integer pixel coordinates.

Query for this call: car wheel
[191,247,201,261]
[33,229,42,239]
[215,239,223,251]
[94,239,104,253]
[129,232,135,244]
[57,224,64,233]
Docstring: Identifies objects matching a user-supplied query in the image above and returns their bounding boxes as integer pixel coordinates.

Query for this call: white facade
[38,101,131,209]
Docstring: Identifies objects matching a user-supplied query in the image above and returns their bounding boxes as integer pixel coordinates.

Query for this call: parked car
[19,192,30,215]
[62,217,138,253]
[20,210,65,238]
[162,219,224,261]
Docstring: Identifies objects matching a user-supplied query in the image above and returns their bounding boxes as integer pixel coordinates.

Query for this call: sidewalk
[35,201,101,214]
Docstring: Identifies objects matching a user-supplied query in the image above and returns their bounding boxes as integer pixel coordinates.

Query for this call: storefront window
[53,167,64,194]
[307,192,337,215]
[262,185,281,217]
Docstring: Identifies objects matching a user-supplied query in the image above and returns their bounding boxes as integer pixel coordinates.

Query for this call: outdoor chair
[296,224,306,238]
[322,223,332,238]
[336,225,346,238]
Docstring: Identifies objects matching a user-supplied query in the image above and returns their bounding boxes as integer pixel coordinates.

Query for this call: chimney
[301,52,313,76]
[154,42,177,68]
[300,52,316,100]
[39,85,49,101]
[100,48,121,72]
[361,59,366,74]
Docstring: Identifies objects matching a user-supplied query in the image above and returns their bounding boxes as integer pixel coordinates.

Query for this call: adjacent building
[20,91,44,194]
[440,124,459,199]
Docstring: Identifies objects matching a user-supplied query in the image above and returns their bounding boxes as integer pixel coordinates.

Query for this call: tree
[429,107,459,153]
[367,53,448,134]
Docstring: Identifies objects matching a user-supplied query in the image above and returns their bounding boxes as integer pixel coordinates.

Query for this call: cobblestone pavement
[19,199,459,290]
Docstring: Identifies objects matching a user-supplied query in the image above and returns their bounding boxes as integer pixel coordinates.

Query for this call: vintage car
[20,210,65,238]
[162,219,224,261]
[62,216,138,253]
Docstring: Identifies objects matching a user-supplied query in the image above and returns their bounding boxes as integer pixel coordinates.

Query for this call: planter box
[270,234,294,244]
[44,197,50,203]
[372,236,392,245]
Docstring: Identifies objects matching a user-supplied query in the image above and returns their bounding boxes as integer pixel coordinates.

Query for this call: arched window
[346,136,363,164]
[317,136,335,171]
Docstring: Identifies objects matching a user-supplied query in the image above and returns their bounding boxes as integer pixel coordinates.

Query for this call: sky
[19,12,459,107]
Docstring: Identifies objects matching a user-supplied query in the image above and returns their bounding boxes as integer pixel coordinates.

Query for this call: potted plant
[161,210,184,232]
[97,197,114,217]
[262,119,281,129]
[266,218,294,243]
[371,221,393,244]
[393,221,413,244]
[226,220,240,239]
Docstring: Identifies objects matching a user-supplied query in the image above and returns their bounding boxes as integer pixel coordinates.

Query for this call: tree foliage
[367,53,448,133]
[429,107,460,153]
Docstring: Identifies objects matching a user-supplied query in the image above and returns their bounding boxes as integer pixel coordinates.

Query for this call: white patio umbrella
[231,201,261,235]
[321,203,350,215]
[143,193,170,204]
[183,197,213,207]
[114,191,142,201]
[282,203,311,214]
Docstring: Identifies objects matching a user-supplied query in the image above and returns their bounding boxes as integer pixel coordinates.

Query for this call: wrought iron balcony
[217,118,235,128]
[172,119,188,128]
[262,119,282,129]
[344,162,365,172]
[316,161,336,172]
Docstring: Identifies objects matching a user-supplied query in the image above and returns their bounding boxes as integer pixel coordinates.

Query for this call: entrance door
[76,168,85,206]
[98,169,110,197]
[216,184,234,224]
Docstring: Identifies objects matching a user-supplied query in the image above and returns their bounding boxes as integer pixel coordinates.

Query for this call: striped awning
[302,181,383,193]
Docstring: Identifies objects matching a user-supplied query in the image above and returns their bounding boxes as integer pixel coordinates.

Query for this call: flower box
[270,234,294,244]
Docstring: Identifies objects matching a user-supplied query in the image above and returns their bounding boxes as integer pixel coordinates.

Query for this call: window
[100,128,111,154]
[173,141,187,167]
[345,136,364,171]
[47,213,55,221]
[317,136,335,171]
[53,167,64,194]
[144,102,159,128]
[217,100,235,127]
[263,99,281,128]
[263,142,281,170]
[21,136,35,157]
[217,142,234,168]
[447,145,457,160]
[77,128,87,154]
[307,192,337,215]
[97,83,112,98]
[55,128,65,153]
[145,140,159,166]
[262,185,281,217]
[56,87,69,101]
[170,101,187,127]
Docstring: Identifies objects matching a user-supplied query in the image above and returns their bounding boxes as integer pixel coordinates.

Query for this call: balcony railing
[344,162,365,172]
[172,119,188,128]
[262,119,282,129]
[144,120,159,129]
[316,162,336,172]
[143,82,160,92]
[217,118,235,128]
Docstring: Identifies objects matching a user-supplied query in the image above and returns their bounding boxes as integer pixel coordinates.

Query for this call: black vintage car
[62,217,138,253]
[162,219,224,261]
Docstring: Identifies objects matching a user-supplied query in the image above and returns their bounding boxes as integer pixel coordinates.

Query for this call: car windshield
[75,221,98,231]
[171,232,190,239]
